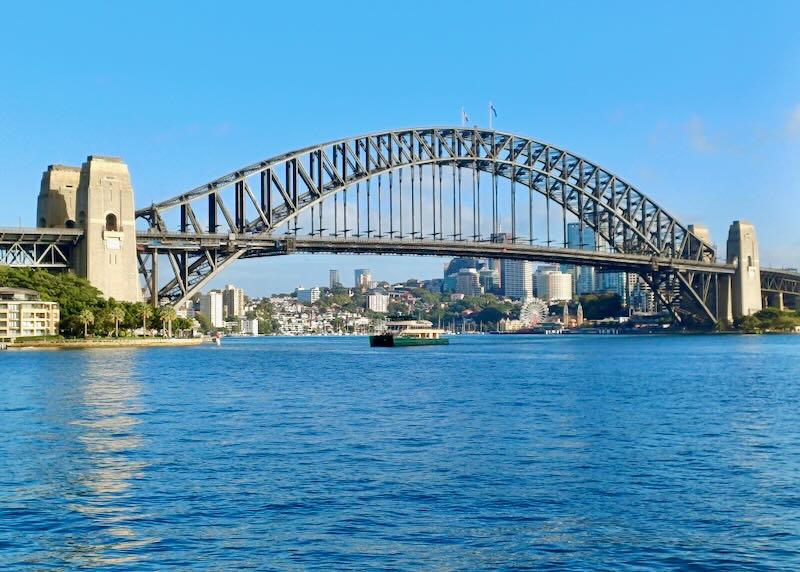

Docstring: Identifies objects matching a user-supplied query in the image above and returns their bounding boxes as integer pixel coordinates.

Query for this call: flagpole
[461,107,465,127]
[488,101,492,129]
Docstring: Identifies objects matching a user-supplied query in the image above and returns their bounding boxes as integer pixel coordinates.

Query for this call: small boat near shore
[369,319,449,347]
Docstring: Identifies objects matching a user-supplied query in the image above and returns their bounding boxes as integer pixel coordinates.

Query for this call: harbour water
[2,335,800,570]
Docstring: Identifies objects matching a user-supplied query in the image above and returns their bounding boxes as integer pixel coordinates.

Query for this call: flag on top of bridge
[461,107,470,126]
[489,101,497,118]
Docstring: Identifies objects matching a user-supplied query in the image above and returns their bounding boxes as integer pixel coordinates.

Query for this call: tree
[160,305,178,338]
[194,311,212,333]
[173,317,193,336]
[139,303,153,336]
[78,308,94,338]
[109,306,125,337]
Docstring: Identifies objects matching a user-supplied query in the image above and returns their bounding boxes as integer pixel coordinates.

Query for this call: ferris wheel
[520,297,549,326]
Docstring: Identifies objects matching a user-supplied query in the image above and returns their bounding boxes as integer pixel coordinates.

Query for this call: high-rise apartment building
[198,291,224,328]
[222,284,245,319]
[329,269,340,288]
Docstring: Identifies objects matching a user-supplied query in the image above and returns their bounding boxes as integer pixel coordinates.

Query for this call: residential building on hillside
[198,291,224,328]
[296,287,321,304]
[222,284,245,319]
[367,290,389,313]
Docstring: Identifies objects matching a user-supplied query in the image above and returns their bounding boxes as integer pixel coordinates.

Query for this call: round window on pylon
[105,213,118,232]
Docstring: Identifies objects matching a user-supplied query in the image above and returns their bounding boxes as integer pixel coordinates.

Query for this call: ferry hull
[369,334,449,347]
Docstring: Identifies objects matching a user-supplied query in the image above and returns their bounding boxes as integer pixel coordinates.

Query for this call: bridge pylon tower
[37,156,141,302]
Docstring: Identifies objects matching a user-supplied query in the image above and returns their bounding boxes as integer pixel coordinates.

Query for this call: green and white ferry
[369,319,449,347]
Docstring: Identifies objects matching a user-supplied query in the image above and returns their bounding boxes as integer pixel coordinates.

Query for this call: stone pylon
[725,220,762,319]
[37,165,81,228]
[64,156,142,302]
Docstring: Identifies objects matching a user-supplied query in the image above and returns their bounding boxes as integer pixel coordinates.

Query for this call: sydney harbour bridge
[3,126,799,326]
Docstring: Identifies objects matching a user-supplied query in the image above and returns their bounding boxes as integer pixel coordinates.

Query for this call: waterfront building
[0,288,59,340]
[354,268,372,289]
[296,287,321,304]
[198,291,224,328]
[546,271,573,302]
[502,260,533,300]
[239,318,259,336]
[535,264,561,299]
[367,290,389,313]
[222,284,245,319]
[329,269,341,288]
[455,268,483,297]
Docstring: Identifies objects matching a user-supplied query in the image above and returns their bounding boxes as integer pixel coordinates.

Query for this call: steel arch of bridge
[137,127,721,323]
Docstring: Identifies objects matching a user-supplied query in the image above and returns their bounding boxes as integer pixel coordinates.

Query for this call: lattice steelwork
[136,127,726,323]
[0,228,81,268]
[762,268,800,296]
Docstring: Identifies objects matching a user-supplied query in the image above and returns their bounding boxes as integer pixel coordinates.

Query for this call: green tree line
[0,267,192,337]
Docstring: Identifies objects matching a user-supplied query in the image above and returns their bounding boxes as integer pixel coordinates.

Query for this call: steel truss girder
[0,241,72,268]
[761,268,800,296]
[136,127,719,319]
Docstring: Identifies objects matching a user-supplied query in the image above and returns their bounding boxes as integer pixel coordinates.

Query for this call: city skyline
[1,2,799,295]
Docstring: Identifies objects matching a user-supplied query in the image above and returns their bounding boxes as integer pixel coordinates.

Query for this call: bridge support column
[716,274,733,324]
[726,220,762,319]
[765,291,785,310]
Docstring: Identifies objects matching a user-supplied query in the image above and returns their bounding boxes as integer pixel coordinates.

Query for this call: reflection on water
[66,351,158,567]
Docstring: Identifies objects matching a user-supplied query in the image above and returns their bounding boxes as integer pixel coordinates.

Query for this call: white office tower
[546,271,573,302]
[534,264,560,300]
[501,260,533,300]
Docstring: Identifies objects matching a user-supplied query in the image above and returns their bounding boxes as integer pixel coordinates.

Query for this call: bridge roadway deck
[0,227,84,243]
[5,227,800,294]
[137,231,735,275]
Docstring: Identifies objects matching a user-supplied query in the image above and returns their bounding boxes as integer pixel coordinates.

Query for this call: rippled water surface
[2,335,800,570]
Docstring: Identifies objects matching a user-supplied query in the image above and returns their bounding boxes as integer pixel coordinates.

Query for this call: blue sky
[2,1,799,294]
